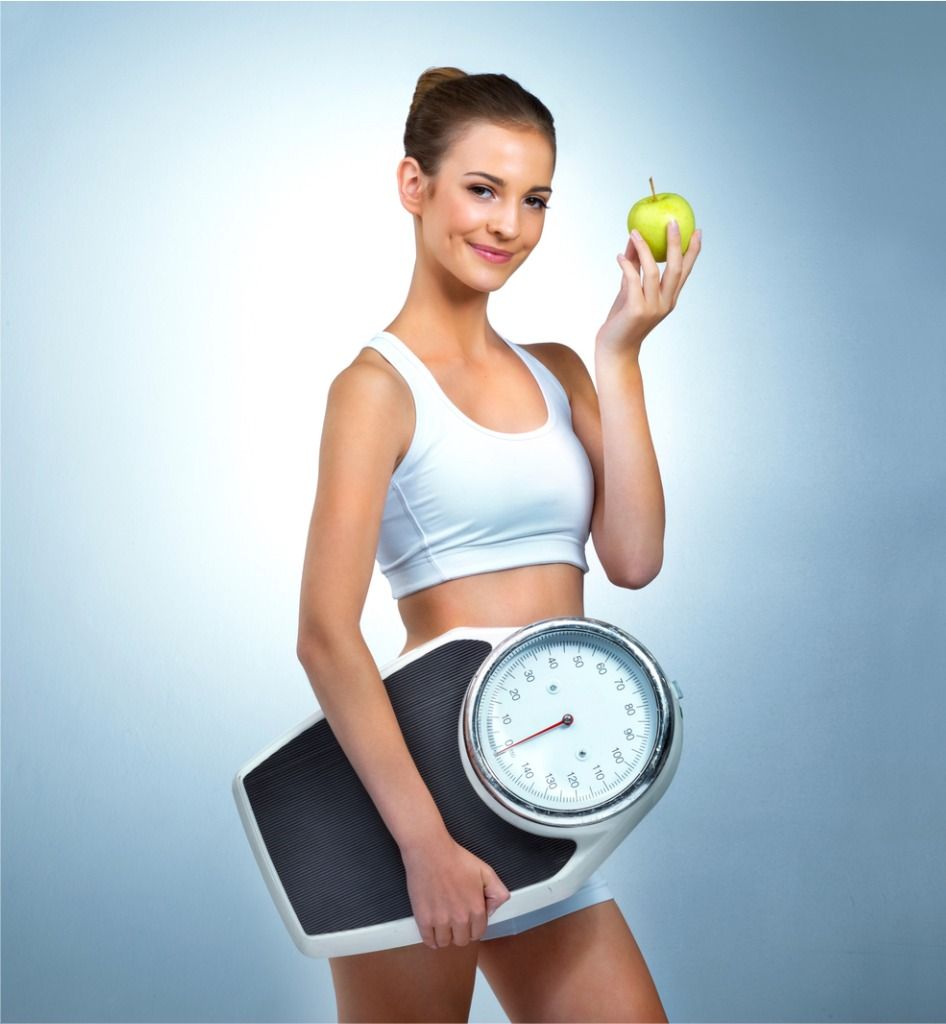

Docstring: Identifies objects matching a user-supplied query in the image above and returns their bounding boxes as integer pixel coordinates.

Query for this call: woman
[296,66,701,1024]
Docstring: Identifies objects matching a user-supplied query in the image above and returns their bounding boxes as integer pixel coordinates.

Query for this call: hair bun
[409,66,467,118]
[403,67,555,180]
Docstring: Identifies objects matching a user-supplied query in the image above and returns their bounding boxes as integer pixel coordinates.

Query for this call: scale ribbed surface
[243,638,577,937]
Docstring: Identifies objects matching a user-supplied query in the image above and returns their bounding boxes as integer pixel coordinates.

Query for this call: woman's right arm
[295,360,509,947]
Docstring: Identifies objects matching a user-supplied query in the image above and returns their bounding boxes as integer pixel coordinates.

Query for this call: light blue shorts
[480,868,613,941]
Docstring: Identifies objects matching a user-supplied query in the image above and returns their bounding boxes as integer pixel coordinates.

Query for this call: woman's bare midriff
[395,561,585,657]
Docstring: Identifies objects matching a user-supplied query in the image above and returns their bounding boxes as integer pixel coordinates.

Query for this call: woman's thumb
[481,866,510,917]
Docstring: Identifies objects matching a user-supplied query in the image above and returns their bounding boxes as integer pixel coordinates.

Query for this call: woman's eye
[468,185,549,210]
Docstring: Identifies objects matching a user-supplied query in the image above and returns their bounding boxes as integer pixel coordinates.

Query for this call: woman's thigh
[329,939,480,1023]
[476,899,668,1024]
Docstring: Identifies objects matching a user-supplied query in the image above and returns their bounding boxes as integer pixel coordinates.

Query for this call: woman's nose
[488,204,520,239]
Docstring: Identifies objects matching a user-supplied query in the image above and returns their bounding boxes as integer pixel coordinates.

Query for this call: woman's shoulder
[348,343,412,392]
[326,345,415,422]
[519,341,587,404]
[332,346,414,465]
[351,341,393,369]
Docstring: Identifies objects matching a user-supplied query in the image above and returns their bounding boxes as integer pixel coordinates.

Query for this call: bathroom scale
[232,615,685,958]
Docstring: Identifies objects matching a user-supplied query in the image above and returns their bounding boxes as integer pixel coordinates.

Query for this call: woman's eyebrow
[463,171,553,194]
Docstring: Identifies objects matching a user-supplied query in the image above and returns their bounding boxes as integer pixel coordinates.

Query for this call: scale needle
[497,713,574,754]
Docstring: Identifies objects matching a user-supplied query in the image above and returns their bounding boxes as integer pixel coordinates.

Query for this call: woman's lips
[469,243,512,264]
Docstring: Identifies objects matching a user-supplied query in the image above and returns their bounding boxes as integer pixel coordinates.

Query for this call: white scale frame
[233,617,685,958]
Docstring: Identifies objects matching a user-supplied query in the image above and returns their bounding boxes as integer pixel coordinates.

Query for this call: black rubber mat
[242,638,577,937]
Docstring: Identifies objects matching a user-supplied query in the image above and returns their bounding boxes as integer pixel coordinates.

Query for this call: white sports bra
[364,330,594,599]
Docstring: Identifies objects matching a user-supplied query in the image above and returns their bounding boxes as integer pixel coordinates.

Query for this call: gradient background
[3,2,944,1022]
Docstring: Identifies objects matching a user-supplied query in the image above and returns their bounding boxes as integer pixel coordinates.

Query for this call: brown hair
[404,66,556,189]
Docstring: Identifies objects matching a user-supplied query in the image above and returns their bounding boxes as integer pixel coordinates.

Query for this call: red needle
[497,714,574,754]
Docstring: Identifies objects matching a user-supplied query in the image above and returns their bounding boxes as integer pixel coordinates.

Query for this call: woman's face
[409,121,554,291]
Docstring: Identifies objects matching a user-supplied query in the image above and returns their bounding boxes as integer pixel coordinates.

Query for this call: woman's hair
[404,66,556,190]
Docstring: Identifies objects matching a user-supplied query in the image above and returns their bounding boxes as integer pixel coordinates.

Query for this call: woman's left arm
[569,219,702,587]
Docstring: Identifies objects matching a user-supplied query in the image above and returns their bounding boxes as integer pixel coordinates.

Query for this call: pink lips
[469,243,512,264]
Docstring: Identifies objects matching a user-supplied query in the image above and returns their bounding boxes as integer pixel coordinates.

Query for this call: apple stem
[649,176,656,199]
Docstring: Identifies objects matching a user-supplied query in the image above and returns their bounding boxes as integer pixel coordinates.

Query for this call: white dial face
[472,626,661,816]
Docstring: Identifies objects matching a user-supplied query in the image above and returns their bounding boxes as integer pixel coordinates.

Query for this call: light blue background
[3,2,944,1022]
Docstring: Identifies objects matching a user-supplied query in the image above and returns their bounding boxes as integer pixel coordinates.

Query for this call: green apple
[626,178,696,262]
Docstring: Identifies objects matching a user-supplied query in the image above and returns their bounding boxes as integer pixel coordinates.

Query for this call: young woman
[296,66,701,1024]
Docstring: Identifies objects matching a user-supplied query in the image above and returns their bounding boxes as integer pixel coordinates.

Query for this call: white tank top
[364,330,594,599]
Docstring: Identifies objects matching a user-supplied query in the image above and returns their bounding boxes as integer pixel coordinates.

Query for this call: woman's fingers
[660,221,684,307]
[623,233,641,275]
[616,223,702,337]
[672,228,702,305]
[626,223,702,312]
[629,230,660,307]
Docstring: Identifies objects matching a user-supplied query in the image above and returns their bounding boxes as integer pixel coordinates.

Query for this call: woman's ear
[396,156,427,216]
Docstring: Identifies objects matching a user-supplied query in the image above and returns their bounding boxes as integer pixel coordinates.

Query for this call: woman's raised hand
[596,220,703,360]
[401,830,510,948]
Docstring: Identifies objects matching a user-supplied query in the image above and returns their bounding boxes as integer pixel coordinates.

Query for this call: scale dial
[462,617,676,828]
